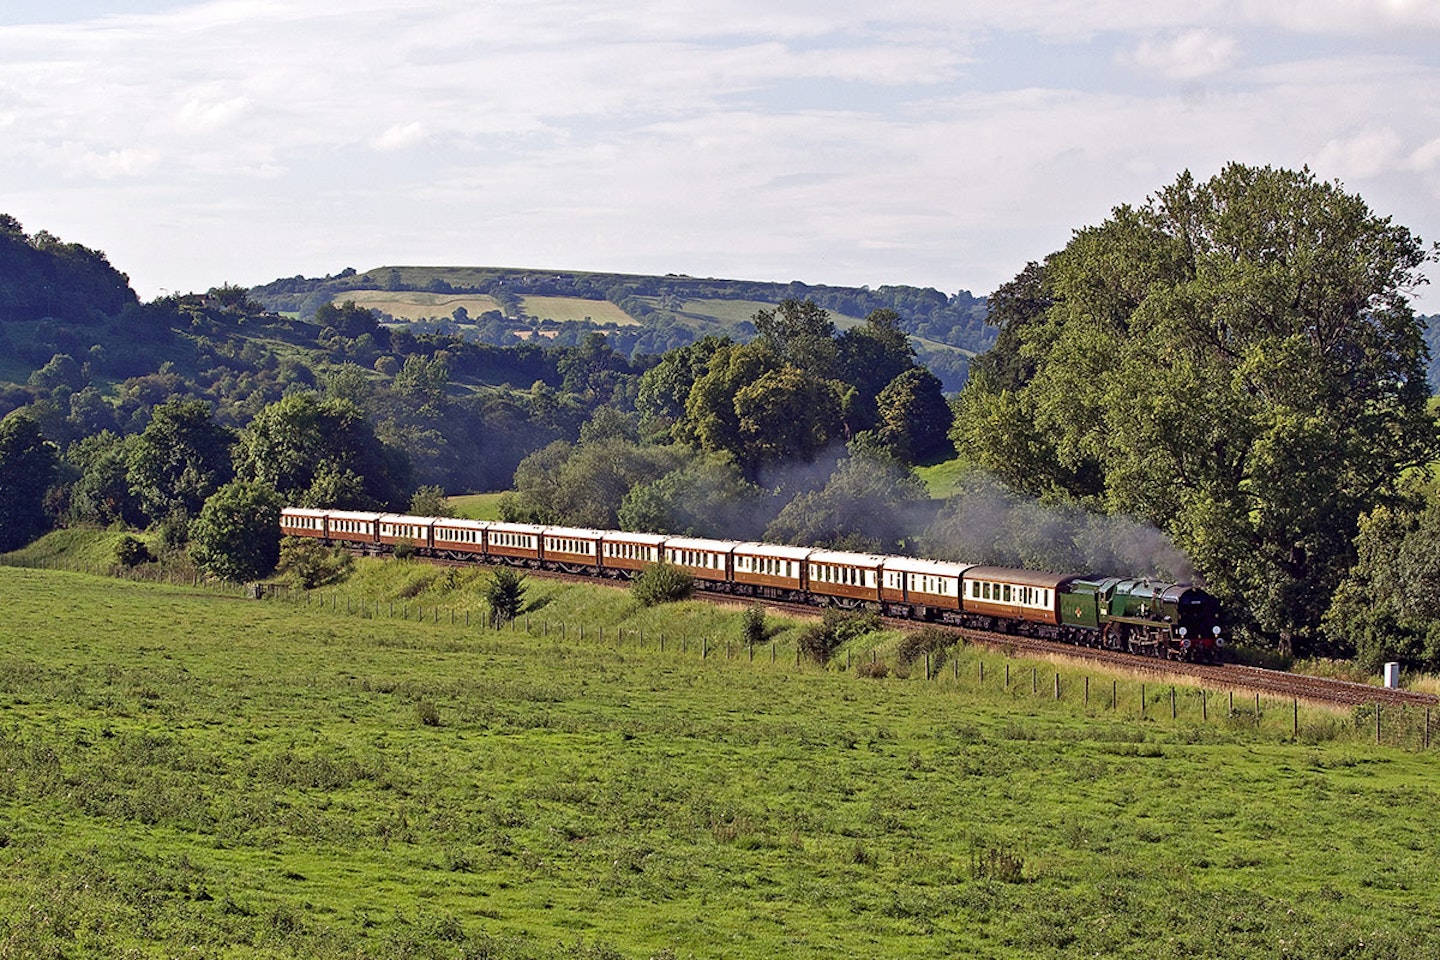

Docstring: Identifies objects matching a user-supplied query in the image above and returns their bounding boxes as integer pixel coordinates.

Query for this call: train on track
[280,507,1227,661]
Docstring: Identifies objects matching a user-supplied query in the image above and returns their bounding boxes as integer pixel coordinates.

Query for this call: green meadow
[2,561,1439,959]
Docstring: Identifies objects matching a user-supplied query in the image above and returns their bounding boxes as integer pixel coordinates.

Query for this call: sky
[3,1,1439,302]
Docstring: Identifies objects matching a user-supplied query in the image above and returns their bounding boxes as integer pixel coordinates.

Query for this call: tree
[190,480,284,582]
[874,367,954,464]
[635,336,729,435]
[0,412,58,551]
[733,365,845,472]
[409,484,453,517]
[618,454,770,539]
[501,437,687,529]
[126,398,235,526]
[235,392,407,509]
[764,447,930,553]
[1323,499,1440,670]
[66,431,143,527]
[836,308,917,434]
[484,568,527,625]
[682,342,781,469]
[955,164,1438,648]
[752,298,837,374]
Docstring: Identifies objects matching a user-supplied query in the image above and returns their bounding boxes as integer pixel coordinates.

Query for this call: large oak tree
[955,164,1438,648]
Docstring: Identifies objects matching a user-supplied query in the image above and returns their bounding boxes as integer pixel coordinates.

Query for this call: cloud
[177,95,252,131]
[372,121,428,152]
[1311,127,1407,179]
[0,0,1437,302]
[1128,29,1238,80]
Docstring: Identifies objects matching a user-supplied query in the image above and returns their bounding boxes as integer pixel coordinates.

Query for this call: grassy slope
[330,290,637,325]
[1,559,1438,959]
[446,492,507,520]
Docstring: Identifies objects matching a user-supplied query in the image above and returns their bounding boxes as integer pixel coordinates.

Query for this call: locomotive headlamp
[1177,627,1187,638]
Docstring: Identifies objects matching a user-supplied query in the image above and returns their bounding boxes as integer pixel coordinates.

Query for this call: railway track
[381,552,1439,710]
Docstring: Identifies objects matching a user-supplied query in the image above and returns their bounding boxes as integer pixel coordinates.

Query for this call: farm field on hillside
[1,566,1438,959]
[336,289,505,320]
[329,290,638,325]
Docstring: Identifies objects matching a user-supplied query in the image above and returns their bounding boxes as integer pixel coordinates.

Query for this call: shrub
[416,700,441,727]
[485,568,527,625]
[393,539,417,561]
[742,604,767,647]
[798,622,839,665]
[972,845,1025,883]
[113,534,153,568]
[896,626,957,668]
[800,608,883,665]
[825,608,881,644]
[276,537,353,589]
[856,659,890,679]
[632,562,694,607]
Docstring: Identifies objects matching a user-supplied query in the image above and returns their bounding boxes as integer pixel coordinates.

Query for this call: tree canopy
[955,163,1438,648]
[0,411,59,551]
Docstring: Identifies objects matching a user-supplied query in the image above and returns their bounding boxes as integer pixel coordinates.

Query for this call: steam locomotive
[280,507,1226,661]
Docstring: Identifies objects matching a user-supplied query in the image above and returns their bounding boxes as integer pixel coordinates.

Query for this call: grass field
[914,457,969,499]
[446,492,507,521]
[335,290,505,321]
[518,297,638,326]
[2,560,1439,959]
[330,291,637,326]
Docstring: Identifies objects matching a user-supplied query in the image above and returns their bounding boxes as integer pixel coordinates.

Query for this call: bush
[742,604,767,647]
[799,609,882,665]
[485,568,527,625]
[972,846,1025,883]
[632,562,694,607]
[856,659,890,679]
[896,626,957,668]
[276,537,353,589]
[798,622,839,665]
[113,534,153,568]
[393,539,417,561]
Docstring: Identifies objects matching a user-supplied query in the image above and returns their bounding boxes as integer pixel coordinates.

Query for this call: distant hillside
[251,265,993,390]
[1424,314,1440,390]
[0,215,137,325]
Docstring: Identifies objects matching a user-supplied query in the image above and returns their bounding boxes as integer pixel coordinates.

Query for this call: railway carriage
[486,522,546,566]
[377,514,436,553]
[880,557,971,620]
[732,542,811,599]
[807,550,885,607]
[663,537,735,583]
[962,566,1068,627]
[599,531,669,578]
[431,518,489,560]
[280,507,329,540]
[319,510,383,550]
[541,527,605,573]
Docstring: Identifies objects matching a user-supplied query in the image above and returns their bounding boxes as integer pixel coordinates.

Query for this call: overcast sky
[3,1,1439,302]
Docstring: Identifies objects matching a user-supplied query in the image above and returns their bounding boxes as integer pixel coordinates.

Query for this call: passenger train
[280,507,1226,661]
